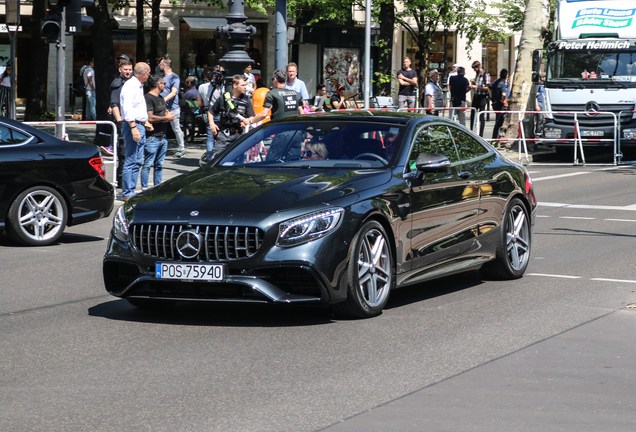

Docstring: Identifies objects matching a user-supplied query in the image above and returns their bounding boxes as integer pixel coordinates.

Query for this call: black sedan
[0,118,114,246]
[103,112,536,318]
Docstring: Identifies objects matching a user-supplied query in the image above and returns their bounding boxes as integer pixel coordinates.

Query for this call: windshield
[548,48,636,82]
[217,121,404,168]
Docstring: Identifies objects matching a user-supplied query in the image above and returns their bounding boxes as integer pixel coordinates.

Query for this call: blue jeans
[141,135,168,189]
[121,122,146,197]
[205,115,220,153]
[85,89,96,120]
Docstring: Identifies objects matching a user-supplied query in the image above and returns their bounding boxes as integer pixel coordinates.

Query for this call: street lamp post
[214,0,256,92]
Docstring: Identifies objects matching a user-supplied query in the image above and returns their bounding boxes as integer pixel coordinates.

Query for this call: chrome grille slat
[204,226,210,261]
[223,227,230,259]
[131,223,264,262]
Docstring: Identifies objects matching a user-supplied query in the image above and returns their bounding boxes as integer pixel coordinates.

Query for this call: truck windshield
[548,49,636,82]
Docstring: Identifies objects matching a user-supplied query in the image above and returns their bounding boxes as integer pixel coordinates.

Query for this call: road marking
[537,215,551,218]
[539,202,636,211]
[559,216,596,220]
[527,273,582,279]
[591,278,636,284]
[532,172,590,181]
[605,218,636,222]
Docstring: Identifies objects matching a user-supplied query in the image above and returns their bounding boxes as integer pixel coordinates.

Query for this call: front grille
[131,224,264,261]
[551,103,634,127]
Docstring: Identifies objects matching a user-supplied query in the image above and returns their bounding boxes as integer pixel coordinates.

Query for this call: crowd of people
[104,55,328,201]
[399,56,514,141]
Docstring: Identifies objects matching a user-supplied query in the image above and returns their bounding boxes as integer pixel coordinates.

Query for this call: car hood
[133,167,392,213]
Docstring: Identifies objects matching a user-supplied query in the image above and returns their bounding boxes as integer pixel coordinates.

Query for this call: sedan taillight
[525,173,536,205]
[89,157,106,178]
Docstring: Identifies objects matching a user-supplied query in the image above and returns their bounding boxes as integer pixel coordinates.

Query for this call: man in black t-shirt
[250,69,304,123]
[209,75,256,157]
[491,68,508,140]
[397,57,418,109]
[448,66,470,127]
[141,74,175,190]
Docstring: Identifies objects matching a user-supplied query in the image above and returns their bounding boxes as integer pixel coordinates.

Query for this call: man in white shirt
[120,62,151,201]
[285,62,309,107]
[80,59,96,120]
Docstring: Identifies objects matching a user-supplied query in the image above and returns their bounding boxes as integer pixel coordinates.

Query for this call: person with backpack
[182,58,202,87]
[491,68,508,140]
[207,75,255,157]
[80,59,96,120]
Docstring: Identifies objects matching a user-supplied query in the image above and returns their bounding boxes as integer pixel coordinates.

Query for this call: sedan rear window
[0,125,30,146]
[218,122,404,168]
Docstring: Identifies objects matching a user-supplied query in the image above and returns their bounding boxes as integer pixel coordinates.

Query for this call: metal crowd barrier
[24,120,119,186]
[476,110,619,166]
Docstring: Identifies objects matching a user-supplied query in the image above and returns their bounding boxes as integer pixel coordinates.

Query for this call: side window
[0,125,30,146]
[407,124,458,170]
[450,127,490,161]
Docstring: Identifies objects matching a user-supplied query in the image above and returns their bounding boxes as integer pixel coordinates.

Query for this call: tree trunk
[24,0,49,120]
[149,0,162,64]
[136,0,145,63]
[377,1,395,96]
[499,0,551,145]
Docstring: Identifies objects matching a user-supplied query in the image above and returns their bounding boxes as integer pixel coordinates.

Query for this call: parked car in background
[0,118,114,246]
[104,112,536,318]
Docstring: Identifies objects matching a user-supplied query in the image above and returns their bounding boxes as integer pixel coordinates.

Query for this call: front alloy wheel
[7,186,68,246]
[334,220,393,318]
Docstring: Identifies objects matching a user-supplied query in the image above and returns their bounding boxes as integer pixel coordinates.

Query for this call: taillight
[525,173,537,205]
[89,157,106,178]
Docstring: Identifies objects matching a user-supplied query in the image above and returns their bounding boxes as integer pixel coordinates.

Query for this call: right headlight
[112,205,130,242]
[277,208,344,247]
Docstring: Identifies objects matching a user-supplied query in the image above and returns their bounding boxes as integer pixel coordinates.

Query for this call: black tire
[332,220,394,318]
[126,298,177,310]
[6,186,68,246]
[480,197,531,280]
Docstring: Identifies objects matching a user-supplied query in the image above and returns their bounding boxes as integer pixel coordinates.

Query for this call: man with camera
[198,66,224,160]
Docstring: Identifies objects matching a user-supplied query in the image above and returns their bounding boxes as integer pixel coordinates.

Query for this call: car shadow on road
[0,231,104,246]
[385,270,485,310]
[88,298,335,327]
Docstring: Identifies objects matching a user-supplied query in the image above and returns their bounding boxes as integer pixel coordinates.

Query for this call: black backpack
[73,67,86,97]
[490,78,503,105]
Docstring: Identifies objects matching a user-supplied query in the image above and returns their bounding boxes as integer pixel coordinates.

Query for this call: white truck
[535,0,636,160]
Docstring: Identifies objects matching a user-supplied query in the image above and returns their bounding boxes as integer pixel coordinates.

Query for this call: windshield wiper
[551,78,584,88]
[609,80,629,88]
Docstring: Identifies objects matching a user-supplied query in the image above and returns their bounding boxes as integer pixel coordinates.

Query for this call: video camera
[211,70,224,87]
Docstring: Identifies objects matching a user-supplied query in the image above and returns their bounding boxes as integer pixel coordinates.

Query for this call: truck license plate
[580,130,603,137]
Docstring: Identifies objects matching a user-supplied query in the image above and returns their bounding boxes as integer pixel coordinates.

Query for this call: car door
[448,125,510,242]
[404,123,480,276]
[0,124,36,219]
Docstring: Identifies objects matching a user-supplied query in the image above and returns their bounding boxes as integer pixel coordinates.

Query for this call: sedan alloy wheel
[7,186,68,246]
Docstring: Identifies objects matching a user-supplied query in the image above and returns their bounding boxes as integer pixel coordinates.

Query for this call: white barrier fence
[476,110,619,165]
[24,120,119,187]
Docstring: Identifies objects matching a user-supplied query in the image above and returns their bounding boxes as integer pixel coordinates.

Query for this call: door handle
[458,171,471,179]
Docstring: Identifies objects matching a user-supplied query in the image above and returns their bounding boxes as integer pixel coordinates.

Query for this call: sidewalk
[322,308,636,431]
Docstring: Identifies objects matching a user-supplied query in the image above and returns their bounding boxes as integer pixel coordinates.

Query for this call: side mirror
[415,152,451,173]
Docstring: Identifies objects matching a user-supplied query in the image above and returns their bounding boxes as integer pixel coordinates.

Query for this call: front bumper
[103,229,351,305]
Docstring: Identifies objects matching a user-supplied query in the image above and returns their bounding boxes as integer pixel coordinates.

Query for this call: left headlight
[277,208,344,247]
[112,205,130,242]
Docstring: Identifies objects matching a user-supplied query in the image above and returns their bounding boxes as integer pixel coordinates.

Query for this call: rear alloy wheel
[7,186,67,246]
[333,221,393,318]
[480,198,531,279]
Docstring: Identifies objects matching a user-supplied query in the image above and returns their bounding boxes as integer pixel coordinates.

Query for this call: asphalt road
[2,158,636,431]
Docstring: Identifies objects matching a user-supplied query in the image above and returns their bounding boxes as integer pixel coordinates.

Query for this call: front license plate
[580,130,603,137]
[156,263,224,281]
